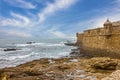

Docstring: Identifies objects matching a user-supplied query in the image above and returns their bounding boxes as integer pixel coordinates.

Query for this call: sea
[0,38,75,68]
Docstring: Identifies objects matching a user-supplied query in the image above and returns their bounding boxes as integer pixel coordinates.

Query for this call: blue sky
[0,0,120,39]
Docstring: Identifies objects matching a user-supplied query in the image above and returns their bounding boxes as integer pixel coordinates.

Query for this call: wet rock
[56,65,71,71]
[71,48,80,52]
[70,48,80,56]
[26,42,35,44]
[67,74,86,79]
[70,59,78,62]
[4,48,20,51]
[102,70,120,80]
[0,57,119,80]
[64,41,76,46]
[48,59,55,64]
[23,70,43,76]
[70,51,78,55]
[84,76,97,80]
[91,57,118,70]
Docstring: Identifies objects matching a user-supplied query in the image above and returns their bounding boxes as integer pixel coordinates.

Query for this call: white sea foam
[0,39,74,68]
[0,48,6,51]
[45,43,64,46]
[15,42,65,47]
[20,48,31,51]
[15,44,30,47]
[34,42,65,47]
[53,52,69,58]
[3,52,38,60]
[70,59,78,62]
[0,48,17,54]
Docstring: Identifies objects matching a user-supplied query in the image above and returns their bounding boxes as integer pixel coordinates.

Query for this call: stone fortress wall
[76,19,120,58]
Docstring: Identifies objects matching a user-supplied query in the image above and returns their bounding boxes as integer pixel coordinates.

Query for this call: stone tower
[103,19,112,35]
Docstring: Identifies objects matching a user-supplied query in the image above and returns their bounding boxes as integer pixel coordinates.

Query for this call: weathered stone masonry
[76,19,120,58]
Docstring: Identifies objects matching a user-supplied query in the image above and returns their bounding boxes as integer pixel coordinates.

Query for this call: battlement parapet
[82,20,120,37]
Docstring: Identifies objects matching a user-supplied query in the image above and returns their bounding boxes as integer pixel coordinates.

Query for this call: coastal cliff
[76,19,120,58]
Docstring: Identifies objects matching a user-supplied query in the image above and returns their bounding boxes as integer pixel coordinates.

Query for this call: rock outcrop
[90,57,118,70]
[102,70,120,80]
[0,57,120,80]
[4,48,21,51]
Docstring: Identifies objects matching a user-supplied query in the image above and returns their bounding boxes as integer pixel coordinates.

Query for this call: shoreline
[0,53,120,80]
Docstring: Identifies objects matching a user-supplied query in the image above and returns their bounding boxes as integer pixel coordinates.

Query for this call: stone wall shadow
[80,47,120,59]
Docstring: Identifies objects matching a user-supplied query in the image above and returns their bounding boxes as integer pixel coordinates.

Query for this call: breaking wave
[0,39,74,68]
[0,52,38,61]
[15,42,65,47]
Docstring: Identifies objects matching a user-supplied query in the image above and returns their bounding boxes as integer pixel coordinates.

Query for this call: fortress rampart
[76,19,120,58]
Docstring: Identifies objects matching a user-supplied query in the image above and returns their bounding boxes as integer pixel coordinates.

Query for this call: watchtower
[103,19,112,36]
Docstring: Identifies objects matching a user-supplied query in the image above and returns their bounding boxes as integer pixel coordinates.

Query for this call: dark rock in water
[4,48,20,51]
[64,43,76,46]
[64,40,76,46]
[70,48,80,55]
[26,42,33,44]
[26,42,35,44]
[71,48,79,52]
[70,51,77,55]
[91,57,118,70]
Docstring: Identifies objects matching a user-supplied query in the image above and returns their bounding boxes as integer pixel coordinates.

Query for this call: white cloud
[0,12,30,28]
[75,13,120,32]
[0,0,78,38]
[38,0,78,23]
[0,30,32,38]
[1,0,120,38]
[46,27,66,38]
[90,9,120,28]
[11,12,30,24]
[115,0,120,3]
[4,0,36,9]
[75,0,120,31]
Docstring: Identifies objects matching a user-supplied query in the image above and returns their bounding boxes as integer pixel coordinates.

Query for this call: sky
[0,0,120,39]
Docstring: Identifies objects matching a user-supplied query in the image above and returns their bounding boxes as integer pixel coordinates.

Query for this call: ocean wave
[57,52,69,56]
[45,52,69,58]
[15,44,30,47]
[20,48,31,51]
[45,43,65,47]
[1,52,38,61]
[0,59,7,61]
[15,42,65,47]
[0,48,6,51]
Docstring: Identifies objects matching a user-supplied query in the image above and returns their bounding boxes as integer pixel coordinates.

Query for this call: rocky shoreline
[0,53,120,80]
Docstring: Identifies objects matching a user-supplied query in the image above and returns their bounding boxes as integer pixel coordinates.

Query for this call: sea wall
[77,20,120,58]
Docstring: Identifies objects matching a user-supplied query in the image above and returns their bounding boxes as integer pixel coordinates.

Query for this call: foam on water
[15,42,65,47]
[15,44,30,47]
[0,39,74,68]
[0,48,5,51]
[0,52,38,61]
